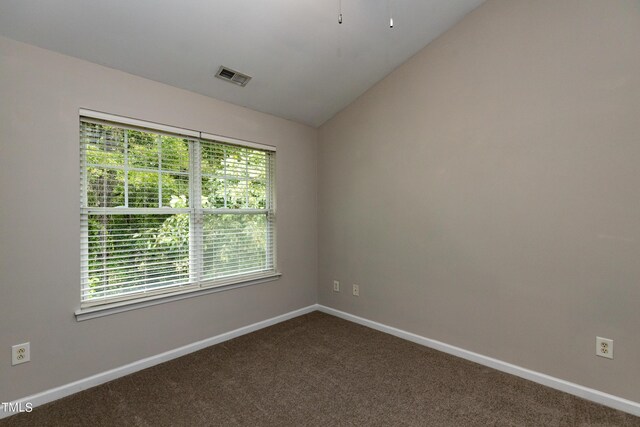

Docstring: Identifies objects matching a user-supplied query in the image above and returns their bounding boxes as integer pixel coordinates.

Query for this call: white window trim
[75,272,282,321]
[79,109,277,152]
[76,109,279,320]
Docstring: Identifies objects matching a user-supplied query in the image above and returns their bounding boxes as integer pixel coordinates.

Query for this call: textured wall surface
[0,36,317,402]
[2,0,640,408]
[318,0,640,402]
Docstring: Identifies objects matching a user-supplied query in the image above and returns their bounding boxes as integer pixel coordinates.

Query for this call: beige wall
[0,36,317,401]
[318,0,640,402]
[2,0,640,407]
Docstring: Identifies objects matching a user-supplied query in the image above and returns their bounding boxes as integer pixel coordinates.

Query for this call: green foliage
[201,143,268,209]
[82,123,271,300]
[202,213,268,280]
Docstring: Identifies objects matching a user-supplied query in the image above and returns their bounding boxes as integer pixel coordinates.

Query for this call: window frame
[77,109,278,317]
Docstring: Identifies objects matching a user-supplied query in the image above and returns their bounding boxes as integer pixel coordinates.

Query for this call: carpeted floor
[2,311,639,426]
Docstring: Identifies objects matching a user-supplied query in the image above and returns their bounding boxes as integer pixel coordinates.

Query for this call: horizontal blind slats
[81,119,275,305]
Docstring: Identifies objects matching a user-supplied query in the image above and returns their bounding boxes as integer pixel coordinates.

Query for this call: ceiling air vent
[215,66,252,87]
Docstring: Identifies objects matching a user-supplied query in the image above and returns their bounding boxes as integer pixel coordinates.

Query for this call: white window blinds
[80,116,276,307]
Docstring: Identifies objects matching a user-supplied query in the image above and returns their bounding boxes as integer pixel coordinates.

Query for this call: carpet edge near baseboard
[316,305,640,417]
[0,304,319,420]
[2,303,638,419]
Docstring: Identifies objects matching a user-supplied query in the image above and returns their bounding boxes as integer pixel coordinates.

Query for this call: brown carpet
[2,311,639,426]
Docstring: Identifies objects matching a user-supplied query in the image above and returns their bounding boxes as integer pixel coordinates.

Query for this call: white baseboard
[316,305,640,417]
[0,304,318,420]
[3,304,639,419]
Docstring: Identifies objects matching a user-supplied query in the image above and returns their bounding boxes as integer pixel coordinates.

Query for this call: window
[80,113,276,307]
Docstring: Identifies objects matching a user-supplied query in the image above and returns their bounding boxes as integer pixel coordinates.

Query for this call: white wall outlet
[12,342,30,366]
[596,337,613,359]
[352,284,359,296]
[333,280,340,292]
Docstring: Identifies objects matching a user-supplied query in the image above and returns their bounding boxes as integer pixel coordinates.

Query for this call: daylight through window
[80,116,276,306]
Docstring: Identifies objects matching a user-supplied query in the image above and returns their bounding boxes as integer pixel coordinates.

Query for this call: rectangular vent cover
[216,66,252,87]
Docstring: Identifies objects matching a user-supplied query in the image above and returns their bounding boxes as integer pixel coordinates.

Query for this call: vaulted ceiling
[0,0,484,127]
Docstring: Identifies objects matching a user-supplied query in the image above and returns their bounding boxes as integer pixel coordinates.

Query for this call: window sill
[74,273,282,322]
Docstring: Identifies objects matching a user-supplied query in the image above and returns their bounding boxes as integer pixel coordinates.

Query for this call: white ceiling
[0,0,484,127]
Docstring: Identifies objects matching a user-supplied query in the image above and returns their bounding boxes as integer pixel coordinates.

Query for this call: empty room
[0,0,639,425]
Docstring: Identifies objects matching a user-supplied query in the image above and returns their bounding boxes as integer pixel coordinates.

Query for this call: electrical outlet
[352,284,359,297]
[596,337,613,359]
[333,280,340,292]
[12,342,30,366]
